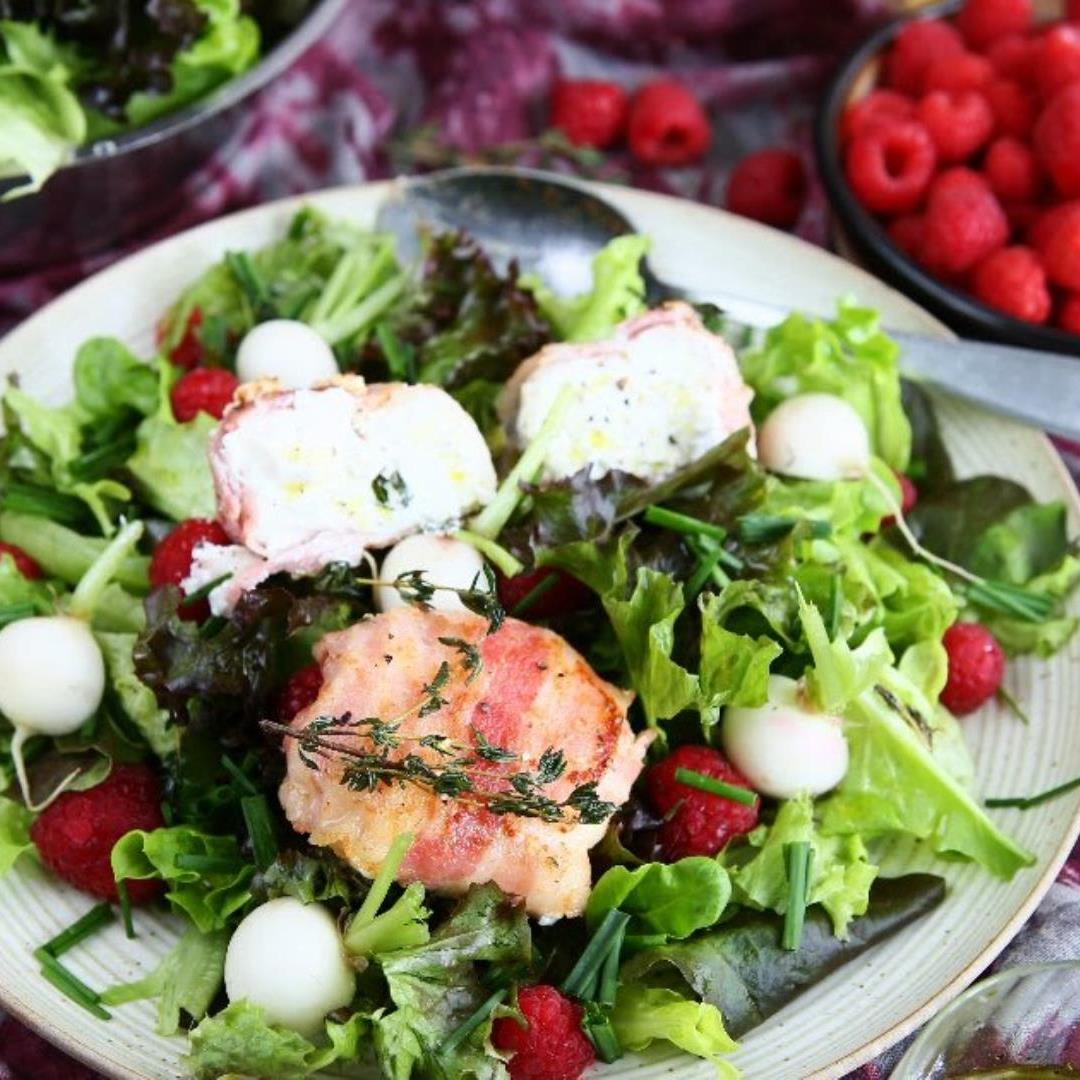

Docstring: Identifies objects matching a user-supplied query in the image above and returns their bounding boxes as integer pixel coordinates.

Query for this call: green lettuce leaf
[112,826,254,932]
[699,595,781,713]
[525,235,649,342]
[0,795,34,875]
[611,985,739,1078]
[344,881,431,958]
[980,554,1080,656]
[73,338,159,422]
[96,632,177,758]
[103,922,227,1035]
[188,1001,367,1080]
[725,794,877,938]
[0,551,53,615]
[740,300,911,471]
[587,858,731,951]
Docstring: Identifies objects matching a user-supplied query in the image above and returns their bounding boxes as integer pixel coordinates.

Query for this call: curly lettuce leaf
[0,795,34,876]
[587,858,731,951]
[73,338,160,422]
[740,300,911,471]
[0,550,53,616]
[96,632,177,758]
[112,826,254,932]
[699,595,781,713]
[611,985,739,1079]
[188,1002,366,1080]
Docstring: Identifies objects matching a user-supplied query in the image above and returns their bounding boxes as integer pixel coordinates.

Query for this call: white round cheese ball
[722,676,849,799]
[224,898,355,1037]
[236,320,338,389]
[757,393,871,481]
[376,534,487,614]
[0,616,105,736]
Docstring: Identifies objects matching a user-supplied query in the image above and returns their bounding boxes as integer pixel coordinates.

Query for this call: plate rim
[2,176,1080,1080]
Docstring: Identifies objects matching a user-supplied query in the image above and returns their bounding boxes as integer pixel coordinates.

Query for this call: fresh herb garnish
[585,1002,623,1063]
[35,903,116,1019]
[375,323,417,384]
[562,908,631,999]
[985,774,1080,810]
[782,841,813,951]
[644,505,728,544]
[439,988,508,1057]
[116,880,135,940]
[372,470,410,507]
[240,794,278,872]
[40,903,115,957]
[966,579,1056,623]
[738,513,832,545]
[353,565,505,633]
[675,767,758,806]
[508,573,560,617]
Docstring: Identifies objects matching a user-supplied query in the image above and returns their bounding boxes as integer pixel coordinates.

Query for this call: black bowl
[814,0,1080,357]
[0,0,351,275]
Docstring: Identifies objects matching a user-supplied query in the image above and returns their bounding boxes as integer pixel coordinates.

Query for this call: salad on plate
[0,209,1078,1080]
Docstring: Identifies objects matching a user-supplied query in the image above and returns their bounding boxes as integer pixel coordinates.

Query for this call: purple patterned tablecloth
[2,2,1079,1076]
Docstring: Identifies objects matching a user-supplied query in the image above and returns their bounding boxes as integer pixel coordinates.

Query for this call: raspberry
[0,541,43,579]
[645,745,760,860]
[1059,293,1080,334]
[956,0,1033,49]
[627,80,710,167]
[1003,199,1040,233]
[917,89,995,162]
[845,121,937,213]
[277,663,324,723]
[1069,0,1080,20]
[725,149,808,229]
[972,246,1051,322]
[31,764,165,903]
[1033,82,1080,197]
[1037,202,1080,289]
[841,89,915,143]
[550,80,629,149]
[921,52,994,94]
[986,35,1038,84]
[150,518,230,621]
[921,167,1009,274]
[888,213,925,259]
[984,78,1037,137]
[984,136,1041,201]
[940,622,1005,715]
[886,19,966,95]
[492,985,595,1080]
[1035,25,1080,103]
[167,307,205,371]
[496,567,592,620]
[171,367,239,423]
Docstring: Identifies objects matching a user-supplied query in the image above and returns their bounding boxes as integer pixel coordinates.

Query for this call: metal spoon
[376,166,1080,443]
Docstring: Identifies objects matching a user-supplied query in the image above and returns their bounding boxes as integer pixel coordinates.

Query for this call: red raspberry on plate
[972,246,1051,323]
[725,148,808,229]
[0,541,43,579]
[984,136,1041,202]
[492,985,595,1080]
[496,567,593,620]
[921,52,994,94]
[984,78,1036,137]
[1035,25,1080,103]
[150,518,230,621]
[845,120,937,213]
[1069,0,1080,20]
[888,213,926,259]
[31,764,165,903]
[886,19,966,95]
[1033,200,1080,289]
[171,367,239,423]
[1059,293,1080,335]
[1033,82,1080,198]
[1003,199,1040,233]
[986,34,1038,84]
[166,307,205,371]
[956,0,1033,50]
[627,80,710,167]
[550,80,629,149]
[921,167,1009,274]
[841,89,915,143]
[646,745,759,860]
[277,663,324,723]
[917,89,995,161]
[941,621,1005,715]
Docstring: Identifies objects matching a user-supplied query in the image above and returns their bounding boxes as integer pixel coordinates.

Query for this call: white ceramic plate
[2,182,1079,1080]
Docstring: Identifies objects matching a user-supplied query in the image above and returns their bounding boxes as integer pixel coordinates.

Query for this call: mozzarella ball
[0,616,105,736]
[722,676,849,799]
[224,898,355,1037]
[757,393,871,481]
[376,534,487,614]
[236,320,338,388]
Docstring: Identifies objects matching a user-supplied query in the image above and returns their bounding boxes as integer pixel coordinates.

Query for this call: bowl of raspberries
[816,0,1080,354]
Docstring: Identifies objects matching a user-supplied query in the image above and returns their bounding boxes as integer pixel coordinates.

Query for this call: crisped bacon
[278,608,649,919]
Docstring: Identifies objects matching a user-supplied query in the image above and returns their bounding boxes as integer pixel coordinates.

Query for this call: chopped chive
[685,539,728,598]
[197,615,228,639]
[174,853,240,874]
[675,767,757,806]
[782,841,813,951]
[967,579,1055,623]
[1,482,89,526]
[220,754,259,796]
[644,506,728,544]
[985,773,1080,810]
[225,251,273,316]
[241,794,278,871]
[353,832,414,927]
[453,529,525,579]
[440,989,507,1056]
[40,903,115,957]
[116,880,135,940]
[183,574,231,605]
[996,685,1030,726]
[36,951,110,1019]
[509,572,560,617]
[562,909,631,999]
[376,322,417,384]
[738,514,832,545]
[585,1006,623,1063]
[597,918,626,1007]
[0,602,37,628]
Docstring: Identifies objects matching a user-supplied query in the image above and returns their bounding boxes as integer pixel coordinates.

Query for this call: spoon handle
[706,290,1080,444]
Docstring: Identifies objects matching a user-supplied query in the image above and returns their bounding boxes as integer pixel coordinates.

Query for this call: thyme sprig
[361,565,505,633]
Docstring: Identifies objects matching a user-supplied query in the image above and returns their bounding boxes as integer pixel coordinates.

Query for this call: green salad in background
[0,209,1077,1080]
